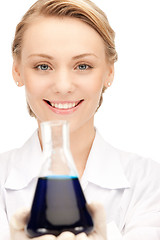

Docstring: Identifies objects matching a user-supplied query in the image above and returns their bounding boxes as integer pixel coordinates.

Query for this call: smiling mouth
[44,100,83,110]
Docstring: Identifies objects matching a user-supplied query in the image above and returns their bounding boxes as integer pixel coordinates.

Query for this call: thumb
[87,202,107,239]
[10,208,56,240]
[10,208,30,240]
[10,208,30,231]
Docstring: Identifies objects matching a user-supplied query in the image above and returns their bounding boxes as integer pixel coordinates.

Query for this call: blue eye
[78,64,90,70]
[36,64,51,71]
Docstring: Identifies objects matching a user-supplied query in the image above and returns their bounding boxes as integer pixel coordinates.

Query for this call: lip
[44,99,84,115]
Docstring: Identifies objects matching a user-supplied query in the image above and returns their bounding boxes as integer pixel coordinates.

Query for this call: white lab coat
[0,130,160,240]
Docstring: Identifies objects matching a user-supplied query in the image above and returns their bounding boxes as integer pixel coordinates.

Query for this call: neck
[70,123,96,178]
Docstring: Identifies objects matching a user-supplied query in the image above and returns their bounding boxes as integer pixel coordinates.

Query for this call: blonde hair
[12,0,118,116]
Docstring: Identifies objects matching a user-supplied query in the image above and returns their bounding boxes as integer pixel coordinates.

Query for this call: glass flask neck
[40,120,78,177]
[41,120,69,151]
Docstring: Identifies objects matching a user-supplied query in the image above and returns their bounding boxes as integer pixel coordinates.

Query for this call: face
[13,16,114,134]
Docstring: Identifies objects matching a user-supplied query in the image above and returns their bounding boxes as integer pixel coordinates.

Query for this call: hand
[10,203,107,240]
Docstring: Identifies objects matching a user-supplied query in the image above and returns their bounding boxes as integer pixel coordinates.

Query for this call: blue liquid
[26,176,94,237]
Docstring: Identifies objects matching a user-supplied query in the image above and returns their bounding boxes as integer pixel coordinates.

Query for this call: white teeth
[50,102,77,109]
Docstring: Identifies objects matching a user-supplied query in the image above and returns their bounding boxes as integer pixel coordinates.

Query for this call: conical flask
[26,120,94,237]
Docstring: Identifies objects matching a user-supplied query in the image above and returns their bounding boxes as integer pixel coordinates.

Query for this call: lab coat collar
[5,130,43,190]
[82,130,131,189]
[5,129,130,191]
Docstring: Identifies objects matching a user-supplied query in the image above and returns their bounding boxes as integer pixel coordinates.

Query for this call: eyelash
[76,64,93,71]
[34,63,93,71]
[34,64,52,71]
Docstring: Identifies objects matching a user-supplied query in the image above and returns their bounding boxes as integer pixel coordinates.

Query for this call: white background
[0,0,160,163]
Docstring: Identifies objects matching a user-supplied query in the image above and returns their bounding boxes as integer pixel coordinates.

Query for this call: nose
[52,68,75,95]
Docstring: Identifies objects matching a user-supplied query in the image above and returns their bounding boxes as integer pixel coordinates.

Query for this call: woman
[0,0,160,239]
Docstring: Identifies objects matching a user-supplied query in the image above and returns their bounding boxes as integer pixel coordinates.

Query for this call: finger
[10,228,29,240]
[76,232,88,240]
[11,231,56,240]
[57,231,76,240]
[87,202,106,239]
[34,235,56,240]
[10,208,30,231]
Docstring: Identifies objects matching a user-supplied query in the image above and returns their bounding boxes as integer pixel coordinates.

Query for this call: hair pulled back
[12,0,117,64]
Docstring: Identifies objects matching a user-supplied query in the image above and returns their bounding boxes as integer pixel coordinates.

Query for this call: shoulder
[111,144,160,197]
[0,149,18,184]
[0,148,19,166]
[96,130,160,184]
[0,130,39,184]
[101,132,160,172]
[112,142,160,182]
[117,148,160,183]
[98,134,160,208]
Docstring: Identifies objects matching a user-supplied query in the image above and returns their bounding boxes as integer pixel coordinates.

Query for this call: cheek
[22,70,46,97]
[84,73,105,97]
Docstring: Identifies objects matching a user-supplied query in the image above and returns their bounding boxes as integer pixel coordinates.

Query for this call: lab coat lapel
[4,130,43,190]
[83,130,130,189]
[4,131,43,219]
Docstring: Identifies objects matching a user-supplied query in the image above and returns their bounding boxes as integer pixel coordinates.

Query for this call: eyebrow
[72,53,98,60]
[28,53,98,60]
[28,54,54,60]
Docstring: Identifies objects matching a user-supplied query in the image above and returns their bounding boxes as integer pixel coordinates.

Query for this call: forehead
[22,16,106,59]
